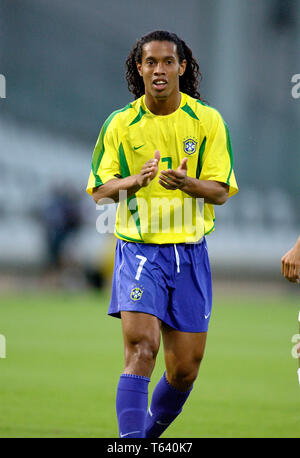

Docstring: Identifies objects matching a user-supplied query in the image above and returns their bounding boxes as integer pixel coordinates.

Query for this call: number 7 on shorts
[135,255,147,280]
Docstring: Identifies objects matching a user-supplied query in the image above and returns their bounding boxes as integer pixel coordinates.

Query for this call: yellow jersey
[86,92,238,244]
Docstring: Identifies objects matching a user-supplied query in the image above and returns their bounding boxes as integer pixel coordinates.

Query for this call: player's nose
[154,63,166,75]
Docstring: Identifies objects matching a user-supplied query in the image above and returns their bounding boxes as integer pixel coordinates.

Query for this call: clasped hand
[137,150,188,190]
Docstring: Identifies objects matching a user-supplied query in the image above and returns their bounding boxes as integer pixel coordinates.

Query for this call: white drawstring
[174,244,180,273]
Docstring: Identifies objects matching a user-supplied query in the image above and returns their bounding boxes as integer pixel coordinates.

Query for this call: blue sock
[145,372,193,438]
[116,373,150,438]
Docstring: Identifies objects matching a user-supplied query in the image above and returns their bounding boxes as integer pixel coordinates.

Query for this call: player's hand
[159,157,188,190]
[281,242,300,283]
[137,150,160,187]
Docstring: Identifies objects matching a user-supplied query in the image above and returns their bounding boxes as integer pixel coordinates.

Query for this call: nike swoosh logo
[133,144,145,150]
[120,430,141,438]
[148,408,169,426]
[204,312,211,319]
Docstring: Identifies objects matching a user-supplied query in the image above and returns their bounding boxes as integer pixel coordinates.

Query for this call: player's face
[136,41,186,101]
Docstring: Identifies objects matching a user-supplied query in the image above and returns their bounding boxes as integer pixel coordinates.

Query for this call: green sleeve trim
[195,100,234,186]
[91,103,132,185]
[94,175,103,187]
[196,136,207,179]
[91,124,105,185]
[223,122,234,185]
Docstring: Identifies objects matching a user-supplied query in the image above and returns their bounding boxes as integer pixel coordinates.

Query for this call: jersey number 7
[135,255,147,280]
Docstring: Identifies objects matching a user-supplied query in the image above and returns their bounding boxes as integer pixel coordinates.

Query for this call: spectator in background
[281,236,300,283]
[42,185,82,269]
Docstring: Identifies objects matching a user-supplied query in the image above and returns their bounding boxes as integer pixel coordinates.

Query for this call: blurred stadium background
[0,0,299,438]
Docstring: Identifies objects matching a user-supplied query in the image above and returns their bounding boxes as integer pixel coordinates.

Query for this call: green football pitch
[0,288,299,438]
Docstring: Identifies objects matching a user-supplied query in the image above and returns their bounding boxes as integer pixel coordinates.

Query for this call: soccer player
[281,236,300,283]
[86,30,238,438]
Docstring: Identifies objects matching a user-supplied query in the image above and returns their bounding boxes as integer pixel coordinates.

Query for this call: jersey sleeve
[86,117,121,196]
[199,109,238,198]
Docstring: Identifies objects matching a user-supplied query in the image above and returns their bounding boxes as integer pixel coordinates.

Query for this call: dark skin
[281,236,300,283]
[93,40,229,391]
[121,311,207,392]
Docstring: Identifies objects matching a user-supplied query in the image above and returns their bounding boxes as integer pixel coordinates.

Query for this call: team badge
[183,137,198,155]
[130,287,143,301]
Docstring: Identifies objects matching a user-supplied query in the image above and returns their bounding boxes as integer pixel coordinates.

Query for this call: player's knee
[135,339,159,362]
[125,337,160,371]
[169,357,203,390]
[171,368,198,389]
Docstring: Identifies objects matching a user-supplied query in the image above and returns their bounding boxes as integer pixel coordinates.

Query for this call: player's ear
[179,59,187,77]
[136,62,143,77]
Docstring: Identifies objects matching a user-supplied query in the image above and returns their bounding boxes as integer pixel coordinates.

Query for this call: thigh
[162,323,207,389]
[121,311,162,377]
[121,311,161,347]
[162,324,207,366]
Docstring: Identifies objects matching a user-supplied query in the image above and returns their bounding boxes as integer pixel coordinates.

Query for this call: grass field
[0,288,299,438]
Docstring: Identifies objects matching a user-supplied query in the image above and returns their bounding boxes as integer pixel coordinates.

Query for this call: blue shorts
[108,238,212,332]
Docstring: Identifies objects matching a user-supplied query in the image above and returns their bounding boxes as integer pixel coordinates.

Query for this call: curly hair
[125,30,204,101]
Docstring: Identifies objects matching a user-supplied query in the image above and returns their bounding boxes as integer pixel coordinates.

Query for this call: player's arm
[281,236,300,283]
[92,151,160,204]
[180,176,229,205]
[159,157,229,205]
[159,108,239,204]
[92,176,140,204]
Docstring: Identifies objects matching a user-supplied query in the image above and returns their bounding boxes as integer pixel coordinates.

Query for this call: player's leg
[121,311,161,377]
[145,326,207,437]
[145,240,212,437]
[116,311,161,438]
[162,325,207,391]
[108,240,172,437]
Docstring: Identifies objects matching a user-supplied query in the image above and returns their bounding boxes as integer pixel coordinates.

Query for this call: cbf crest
[130,286,143,301]
[183,137,198,155]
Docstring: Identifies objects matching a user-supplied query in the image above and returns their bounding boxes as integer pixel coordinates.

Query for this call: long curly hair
[125,30,204,101]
